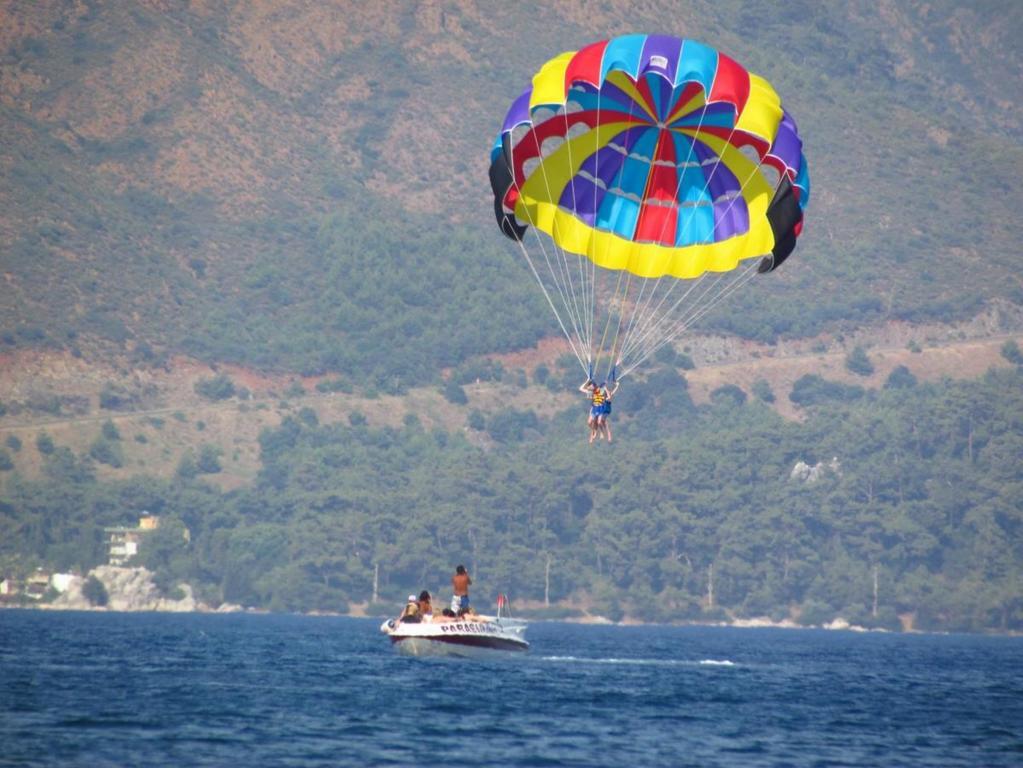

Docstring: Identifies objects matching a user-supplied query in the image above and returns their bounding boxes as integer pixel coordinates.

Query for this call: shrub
[89,438,123,468]
[196,444,222,474]
[710,384,747,406]
[35,432,55,454]
[655,346,679,367]
[487,409,539,442]
[1001,339,1023,365]
[82,575,109,607]
[315,377,351,394]
[533,364,550,385]
[789,374,864,406]
[798,599,836,627]
[442,379,468,405]
[99,384,131,410]
[752,378,775,403]
[349,411,367,427]
[845,346,874,376]
[194,374,236,401]
[176,453,198,479]
[468,410,485,431]
[454,357,504,385]
[5,435,22,452]
[101,419,121,441]
[298,407,318,427]
[884,365,917,389]
[0,449,13,471]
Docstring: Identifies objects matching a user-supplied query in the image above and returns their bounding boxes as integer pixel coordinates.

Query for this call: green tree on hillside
[194,374,236,401]
[1001,339,1023,365]
[82,575,108,607]
[845,346,875,376]
[35,432,55,454]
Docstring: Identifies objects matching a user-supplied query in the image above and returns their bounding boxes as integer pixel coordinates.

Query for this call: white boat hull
[381,616,529,657]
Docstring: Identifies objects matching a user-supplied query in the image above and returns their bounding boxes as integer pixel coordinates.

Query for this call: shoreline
[4,602,1019,637]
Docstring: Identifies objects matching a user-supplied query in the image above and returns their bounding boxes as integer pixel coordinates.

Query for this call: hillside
[1,323,1018,491]
[2,346,1020,632]
[2,1,1022,382]
[2,3,1022,632]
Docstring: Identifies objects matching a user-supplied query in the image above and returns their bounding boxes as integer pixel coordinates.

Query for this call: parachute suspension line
[559,92,593,358]
[586,84,603,366]
[620,111,767,369]
[526,119,592,360]
[591,268,625,380]
[629,261,760,376]
[503,130,591,371]
[622,270,743,376]
[513,235,588,371]
[615,93,713,370]
[507,123,591,371]
[588,76,645,373]
[617,272,707,364]
[595,270,632,381]
[621,260,759,377]
[625,139,772,365]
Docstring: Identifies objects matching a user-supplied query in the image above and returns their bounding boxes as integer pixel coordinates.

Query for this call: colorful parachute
[490,35,809,380]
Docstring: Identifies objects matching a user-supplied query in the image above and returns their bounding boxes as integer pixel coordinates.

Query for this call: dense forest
[2,364,1020,632]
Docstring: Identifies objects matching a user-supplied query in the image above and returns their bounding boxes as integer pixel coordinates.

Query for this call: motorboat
[380,596,528,657]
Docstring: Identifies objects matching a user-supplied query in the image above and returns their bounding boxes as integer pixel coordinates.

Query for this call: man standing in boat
[451,564,472,615]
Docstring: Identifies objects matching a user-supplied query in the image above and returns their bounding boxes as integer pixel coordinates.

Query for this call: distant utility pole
[872,565,879,618]
[707,563,714,609]
[544,554,552,607]
[372,562,379,605]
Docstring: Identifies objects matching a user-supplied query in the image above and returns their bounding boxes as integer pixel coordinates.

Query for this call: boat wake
[542,656,737,668]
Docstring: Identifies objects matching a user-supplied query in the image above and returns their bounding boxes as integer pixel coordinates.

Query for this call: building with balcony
[105,515,160,566]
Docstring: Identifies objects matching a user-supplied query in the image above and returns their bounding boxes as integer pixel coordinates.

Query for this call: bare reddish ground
[486,337,575,375]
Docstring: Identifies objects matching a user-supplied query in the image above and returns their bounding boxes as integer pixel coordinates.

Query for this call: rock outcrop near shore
[50,566,199,612]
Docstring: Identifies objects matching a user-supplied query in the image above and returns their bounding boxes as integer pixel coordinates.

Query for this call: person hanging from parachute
[579,379,604,443]
[489,35,810,433]
[597,378,619,442]
[579,375,620,444]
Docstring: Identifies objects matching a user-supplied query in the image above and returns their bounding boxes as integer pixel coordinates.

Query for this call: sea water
[1,611,1021,767]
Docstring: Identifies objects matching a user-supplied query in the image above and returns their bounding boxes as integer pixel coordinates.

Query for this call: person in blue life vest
[596,380,619,443]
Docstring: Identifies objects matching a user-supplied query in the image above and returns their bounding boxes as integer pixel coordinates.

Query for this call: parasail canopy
[490,35,809,381]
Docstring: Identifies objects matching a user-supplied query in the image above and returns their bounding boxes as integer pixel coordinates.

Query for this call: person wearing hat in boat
[451,565,471,615]
[398,594,421,623]
[418,590,433,622]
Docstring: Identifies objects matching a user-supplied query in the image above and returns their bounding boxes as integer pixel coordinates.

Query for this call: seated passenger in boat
[398,595,421,623]
[418,590,433,621]
[458,606,488,623]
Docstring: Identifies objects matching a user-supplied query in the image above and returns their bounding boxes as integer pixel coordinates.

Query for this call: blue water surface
[1,611,1021,767]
